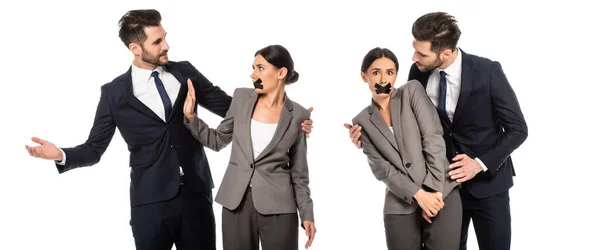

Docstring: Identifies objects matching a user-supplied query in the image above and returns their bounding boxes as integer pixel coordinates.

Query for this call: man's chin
[159,57,168,65]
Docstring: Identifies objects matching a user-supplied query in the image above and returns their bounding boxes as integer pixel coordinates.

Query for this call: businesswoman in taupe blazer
[182,45,315,250]
[350,47,461,250]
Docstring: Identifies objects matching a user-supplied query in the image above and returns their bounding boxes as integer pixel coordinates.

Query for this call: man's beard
[141,48,168,66]
[419,56,444,72]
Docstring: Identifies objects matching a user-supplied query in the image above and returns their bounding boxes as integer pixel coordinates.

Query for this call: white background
[1,0,598,249]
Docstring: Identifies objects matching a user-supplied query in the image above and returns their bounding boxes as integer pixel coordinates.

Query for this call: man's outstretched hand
[25,137,62,161]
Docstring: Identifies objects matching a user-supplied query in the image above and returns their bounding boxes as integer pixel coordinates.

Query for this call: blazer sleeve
[352,117,421,205]
[409,82,447,193]
[184,88,240,151]
[57,85,117,173]
[185,61,233,118]
[478,61,528,175]
[289,111,314,225]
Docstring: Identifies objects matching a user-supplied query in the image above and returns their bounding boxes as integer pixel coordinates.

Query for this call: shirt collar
[131,62,166,83]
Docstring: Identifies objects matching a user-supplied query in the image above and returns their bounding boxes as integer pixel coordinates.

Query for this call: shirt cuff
[56,148,66,166]
[475,157,487,172]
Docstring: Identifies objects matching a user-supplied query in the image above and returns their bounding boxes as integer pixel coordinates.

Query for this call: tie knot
[151,71,159,78]
[439,70,447,78]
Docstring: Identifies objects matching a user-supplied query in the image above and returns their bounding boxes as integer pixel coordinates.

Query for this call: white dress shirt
[58,63,184,174]
[425,49,488,172]
[130,64,181,122]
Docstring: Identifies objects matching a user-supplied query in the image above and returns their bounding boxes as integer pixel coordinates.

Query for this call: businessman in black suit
[347,12,528,250]
[24,9,312,250]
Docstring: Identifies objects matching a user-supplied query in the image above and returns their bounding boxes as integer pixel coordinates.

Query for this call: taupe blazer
[352,80,458,215]
[185,88,314,223]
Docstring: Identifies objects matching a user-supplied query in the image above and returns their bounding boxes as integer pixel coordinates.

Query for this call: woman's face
[250,54,287,94]
[361,57,398,98]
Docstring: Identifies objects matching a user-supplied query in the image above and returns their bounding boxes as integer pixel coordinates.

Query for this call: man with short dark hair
[346,12,528,250]
[25,9,313,250]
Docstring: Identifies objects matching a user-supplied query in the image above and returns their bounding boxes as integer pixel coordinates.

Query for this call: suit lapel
[389,93,405,157]
[239,91,259,163]
[164,63,186,123]
[453,50,474,122]
[123,67,164,123]
[254,94,294,162]
[368,103,399,153]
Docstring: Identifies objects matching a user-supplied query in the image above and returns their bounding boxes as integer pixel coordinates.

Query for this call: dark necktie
[438,71,450,121]
[151,71,172,120]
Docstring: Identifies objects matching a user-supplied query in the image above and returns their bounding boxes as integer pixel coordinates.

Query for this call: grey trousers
[384,186,463,250]
[222,188,299,250]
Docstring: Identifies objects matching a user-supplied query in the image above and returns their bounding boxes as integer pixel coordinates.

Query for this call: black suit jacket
[56,61,232,207]
[408,50,528,199]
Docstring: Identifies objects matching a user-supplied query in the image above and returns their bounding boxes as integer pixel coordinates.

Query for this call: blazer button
[250,164,254,168]
[405,163,411,168]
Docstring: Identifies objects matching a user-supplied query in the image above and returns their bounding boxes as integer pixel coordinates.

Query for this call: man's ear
[129,42,142,56]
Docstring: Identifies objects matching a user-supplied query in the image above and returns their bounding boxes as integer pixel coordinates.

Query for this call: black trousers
[130,183,216,250]
[459,188,511,250]
[222,188,299,250]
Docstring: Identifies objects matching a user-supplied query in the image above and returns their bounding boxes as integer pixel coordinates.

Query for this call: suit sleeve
[56,85,117,173]
[409,82,446,193]
[478,61,528,175]
[184,88,238,152]
[353,117,421,205]
[185,61,233,118]
[289,111,314,225]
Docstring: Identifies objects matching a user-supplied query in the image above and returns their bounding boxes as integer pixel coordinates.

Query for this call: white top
[389,126,394,134]
[251,119,278,159]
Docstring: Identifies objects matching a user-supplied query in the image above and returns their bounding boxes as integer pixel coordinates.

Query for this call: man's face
[133,25,170,66]
[412,39,443,72]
